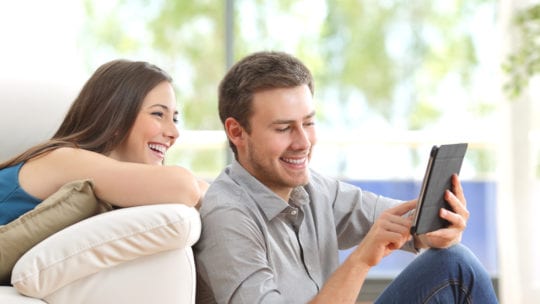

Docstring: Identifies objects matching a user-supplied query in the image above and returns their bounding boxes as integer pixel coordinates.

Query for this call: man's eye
[276,126,290,132]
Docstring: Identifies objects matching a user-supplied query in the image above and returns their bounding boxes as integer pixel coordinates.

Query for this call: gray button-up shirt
[195,160,415,304]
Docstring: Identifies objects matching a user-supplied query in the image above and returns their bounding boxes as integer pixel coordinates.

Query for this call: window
[1,0,500,283]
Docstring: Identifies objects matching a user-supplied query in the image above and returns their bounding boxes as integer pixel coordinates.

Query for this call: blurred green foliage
[81,0,493,130]
[502,4,540,99]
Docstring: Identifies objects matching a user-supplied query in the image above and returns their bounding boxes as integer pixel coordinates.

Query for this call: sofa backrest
[0,78,78,162]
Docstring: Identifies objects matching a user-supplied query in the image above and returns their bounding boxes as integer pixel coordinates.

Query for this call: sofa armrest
[0,286,46,304]
[11,204,201,299]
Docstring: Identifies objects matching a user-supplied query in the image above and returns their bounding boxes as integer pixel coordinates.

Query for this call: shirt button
[291,209,298,215]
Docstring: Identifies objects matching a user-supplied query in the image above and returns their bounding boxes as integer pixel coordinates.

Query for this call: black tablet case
[410,143,468,235]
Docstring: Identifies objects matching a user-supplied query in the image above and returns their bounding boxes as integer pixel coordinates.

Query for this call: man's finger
[444,190,470,221]
[440,208,467,229]
[387,200,417,216]
[451,174,466,207]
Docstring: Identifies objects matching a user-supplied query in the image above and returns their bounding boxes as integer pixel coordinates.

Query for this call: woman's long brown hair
[0,59,172,169]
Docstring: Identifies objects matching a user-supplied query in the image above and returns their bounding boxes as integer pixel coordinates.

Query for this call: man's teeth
[282,157,305,164]
[148,144,166,154]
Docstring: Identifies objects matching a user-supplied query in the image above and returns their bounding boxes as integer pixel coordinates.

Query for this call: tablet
[410,143,468,235]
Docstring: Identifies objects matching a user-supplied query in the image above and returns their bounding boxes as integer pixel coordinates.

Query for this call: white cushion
[11,204,201,298]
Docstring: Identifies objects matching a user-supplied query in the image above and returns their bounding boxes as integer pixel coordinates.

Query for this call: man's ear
[224,117,245,148]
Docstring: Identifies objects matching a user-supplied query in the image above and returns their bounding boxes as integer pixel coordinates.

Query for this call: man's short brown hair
[218,51,314,158]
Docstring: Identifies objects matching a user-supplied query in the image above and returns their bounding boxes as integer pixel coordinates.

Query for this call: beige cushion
[11,204,201,299]
[0,180,111,285]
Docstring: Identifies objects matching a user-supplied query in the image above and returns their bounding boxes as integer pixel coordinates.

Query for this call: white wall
[0,0,85,161]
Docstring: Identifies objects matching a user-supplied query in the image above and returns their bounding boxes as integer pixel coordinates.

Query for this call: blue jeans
[375,244,498,303]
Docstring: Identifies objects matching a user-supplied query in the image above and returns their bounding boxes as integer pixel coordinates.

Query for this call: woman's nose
[165,120,180,140]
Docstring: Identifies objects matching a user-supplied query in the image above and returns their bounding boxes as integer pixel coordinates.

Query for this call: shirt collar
[228,160,309,220]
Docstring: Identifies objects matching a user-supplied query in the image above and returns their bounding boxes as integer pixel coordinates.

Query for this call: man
[195,51,498,303]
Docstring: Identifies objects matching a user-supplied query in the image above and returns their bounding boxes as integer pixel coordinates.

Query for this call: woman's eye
[173,117,179,124]
[151,111,164,118]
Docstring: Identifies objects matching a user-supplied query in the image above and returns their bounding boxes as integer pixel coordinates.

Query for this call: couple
[1,52,498,303]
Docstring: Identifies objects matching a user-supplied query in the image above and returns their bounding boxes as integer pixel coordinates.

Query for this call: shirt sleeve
[310,171,416,252]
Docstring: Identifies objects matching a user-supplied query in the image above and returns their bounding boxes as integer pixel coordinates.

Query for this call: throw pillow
[0,179,112,285]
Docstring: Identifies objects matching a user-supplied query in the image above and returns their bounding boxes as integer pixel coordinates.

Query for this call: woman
[0,59,208,225]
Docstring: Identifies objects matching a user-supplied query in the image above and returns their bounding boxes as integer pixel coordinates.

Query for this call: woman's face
[108,81,179,165]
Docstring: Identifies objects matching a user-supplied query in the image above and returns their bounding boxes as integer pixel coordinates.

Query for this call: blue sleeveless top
[0,163,42,225]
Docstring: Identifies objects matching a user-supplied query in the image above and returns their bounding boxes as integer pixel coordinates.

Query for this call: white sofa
[0,204,201,304]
